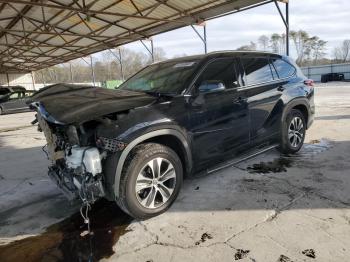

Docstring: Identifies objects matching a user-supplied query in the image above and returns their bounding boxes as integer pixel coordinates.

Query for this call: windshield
[119,60,199,94]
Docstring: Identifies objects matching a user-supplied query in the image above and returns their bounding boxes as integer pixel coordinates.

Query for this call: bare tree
[333,40,350,63]
[341,40,350,62]
[35,47,168,84]
[153,47,167,62]
[270,33,280,53]
[236,41,257,51]
[258,35,269,51]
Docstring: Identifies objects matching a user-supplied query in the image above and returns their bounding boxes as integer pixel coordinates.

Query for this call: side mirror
[198,80,226,93]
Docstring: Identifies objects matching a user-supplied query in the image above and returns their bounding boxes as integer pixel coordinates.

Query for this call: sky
[121,0,350,60]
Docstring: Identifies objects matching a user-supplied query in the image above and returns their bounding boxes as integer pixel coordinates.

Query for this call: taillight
[304,79,314,87]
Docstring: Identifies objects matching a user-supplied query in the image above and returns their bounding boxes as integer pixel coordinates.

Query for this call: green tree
[290,30,313,65]
[310,37,327,65]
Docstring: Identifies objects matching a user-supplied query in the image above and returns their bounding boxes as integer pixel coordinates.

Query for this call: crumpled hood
[29,84,156,124]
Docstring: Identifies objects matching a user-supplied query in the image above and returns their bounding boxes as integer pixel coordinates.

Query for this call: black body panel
[28,84,156,124]
[30,51,314,190]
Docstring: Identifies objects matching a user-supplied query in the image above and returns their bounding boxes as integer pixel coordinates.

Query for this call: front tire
[279,109,306,154]
[116,143,183,219]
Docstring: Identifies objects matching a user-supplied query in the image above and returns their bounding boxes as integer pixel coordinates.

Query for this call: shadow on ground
[1,138,350,261]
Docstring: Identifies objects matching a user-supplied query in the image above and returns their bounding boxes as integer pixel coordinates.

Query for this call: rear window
[271,59,296,79]
[240,57,274,86]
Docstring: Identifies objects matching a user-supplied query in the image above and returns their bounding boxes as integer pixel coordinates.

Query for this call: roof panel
[0,0,271,73]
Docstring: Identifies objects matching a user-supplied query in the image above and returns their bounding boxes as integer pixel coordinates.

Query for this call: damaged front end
[33,103,126,204]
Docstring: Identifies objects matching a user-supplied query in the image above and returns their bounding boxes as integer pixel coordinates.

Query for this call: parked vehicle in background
[0,90,35,115]
[29,51,315,219]
[321,73,345,83]
[0,85,26,96]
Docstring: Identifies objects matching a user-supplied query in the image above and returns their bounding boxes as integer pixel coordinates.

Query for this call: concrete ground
[1,82,350,261]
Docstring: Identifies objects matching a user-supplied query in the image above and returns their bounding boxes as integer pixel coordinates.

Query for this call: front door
[187,58,250,170]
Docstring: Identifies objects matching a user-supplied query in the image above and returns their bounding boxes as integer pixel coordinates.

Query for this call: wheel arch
[282,98,311,129]
[292,104,309,126]
[114,129,192,197]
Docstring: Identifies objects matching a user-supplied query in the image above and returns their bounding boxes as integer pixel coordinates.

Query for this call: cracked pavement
[1,82,350,262]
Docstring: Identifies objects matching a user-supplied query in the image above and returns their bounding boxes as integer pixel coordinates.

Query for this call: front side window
[271,58,296,79]
[240,57,274,86]
[119,60,199,94]
[195,58,239,90]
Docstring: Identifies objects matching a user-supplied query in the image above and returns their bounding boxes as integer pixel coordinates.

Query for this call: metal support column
[90,55,96,86]
[54,69,58,82]
[286,2,289,56]
[6,73,10,86]
[191,23,207,54]
[41,71,46,87]
[69,62,73,83]
[274,0,289,56]
[204,24,207,54]
[140,39,154,62]
[118,48,124,81]
[31,71,36,90]
[151,39,154,62]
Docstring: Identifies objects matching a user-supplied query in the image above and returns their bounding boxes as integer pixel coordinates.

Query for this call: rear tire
[0,107,3,115]
[116,143,183,219]
[279,109,306,154]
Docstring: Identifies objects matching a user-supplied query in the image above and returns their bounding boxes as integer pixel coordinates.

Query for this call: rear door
[188,57,250,169]
[237,55,283,142]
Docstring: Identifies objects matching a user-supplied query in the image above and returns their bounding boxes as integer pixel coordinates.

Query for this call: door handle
[233,96,247,103]
[277,86,285,92]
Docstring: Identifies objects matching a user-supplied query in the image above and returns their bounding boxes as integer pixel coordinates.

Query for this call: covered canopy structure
[0,0,289,74]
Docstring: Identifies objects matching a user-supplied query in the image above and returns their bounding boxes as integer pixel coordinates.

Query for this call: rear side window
[271,59,296,79]
[240,57,274,86]
[9,92,20,99]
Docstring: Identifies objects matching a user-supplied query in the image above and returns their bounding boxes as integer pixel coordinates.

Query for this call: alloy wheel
[288,116,304,147]
[135,157,176,209]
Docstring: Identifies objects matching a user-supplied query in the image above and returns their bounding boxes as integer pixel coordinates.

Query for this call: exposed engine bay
[34,104,127,205]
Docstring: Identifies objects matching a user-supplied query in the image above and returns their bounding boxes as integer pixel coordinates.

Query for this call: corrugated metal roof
[0,0,272,73]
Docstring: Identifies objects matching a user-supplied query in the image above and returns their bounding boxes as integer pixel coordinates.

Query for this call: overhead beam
[0,0,38,39]
[0,28,123,39]
[0,0,187,24]
[0,0,278,73]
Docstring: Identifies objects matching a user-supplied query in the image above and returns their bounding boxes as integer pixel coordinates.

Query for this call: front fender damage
[34,104,129,205]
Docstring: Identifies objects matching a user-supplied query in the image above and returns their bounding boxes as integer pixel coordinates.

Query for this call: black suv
[30,51,314,218]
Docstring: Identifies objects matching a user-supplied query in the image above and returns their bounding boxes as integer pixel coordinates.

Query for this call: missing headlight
[96,137,127,153]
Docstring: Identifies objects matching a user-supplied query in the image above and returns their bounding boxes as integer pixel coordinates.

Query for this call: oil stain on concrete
[246,139,331,174]
[0,200,132,262]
